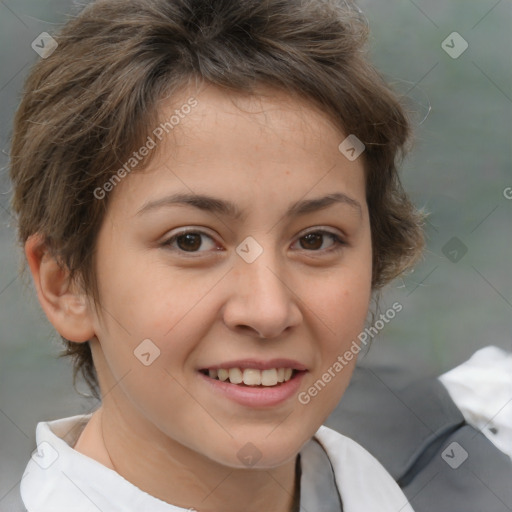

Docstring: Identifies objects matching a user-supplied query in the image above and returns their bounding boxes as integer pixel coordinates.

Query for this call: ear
[25,234,95,343]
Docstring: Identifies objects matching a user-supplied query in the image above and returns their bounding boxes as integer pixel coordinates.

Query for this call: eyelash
[161,228,347,256]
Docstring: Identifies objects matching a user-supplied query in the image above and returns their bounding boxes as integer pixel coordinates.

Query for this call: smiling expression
[87,83,373,469]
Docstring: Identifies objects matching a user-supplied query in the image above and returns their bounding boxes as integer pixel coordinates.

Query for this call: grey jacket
[326,365,512,512]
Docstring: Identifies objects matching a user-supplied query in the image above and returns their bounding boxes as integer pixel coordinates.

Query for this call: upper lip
[199,359,308,371]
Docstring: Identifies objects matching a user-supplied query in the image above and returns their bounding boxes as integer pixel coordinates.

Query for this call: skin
[25,84,373,512]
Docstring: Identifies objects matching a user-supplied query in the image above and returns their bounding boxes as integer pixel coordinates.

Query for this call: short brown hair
[9,0,424,399]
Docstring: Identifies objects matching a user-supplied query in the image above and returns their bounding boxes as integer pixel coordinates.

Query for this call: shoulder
[314,425,414,512]
[20,414,178,512]
[326,361,512,512]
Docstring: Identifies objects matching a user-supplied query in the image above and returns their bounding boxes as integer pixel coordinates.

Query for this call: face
[88,84,372,469]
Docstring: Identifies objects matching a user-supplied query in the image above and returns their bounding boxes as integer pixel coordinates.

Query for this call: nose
[222,251,303,339]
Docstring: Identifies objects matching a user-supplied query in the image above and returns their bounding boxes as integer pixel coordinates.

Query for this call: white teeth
[261,369,278,386]
[228,368,243,384]
[243,369,261,386]
[206,367,296,386]
[217,369,229,382]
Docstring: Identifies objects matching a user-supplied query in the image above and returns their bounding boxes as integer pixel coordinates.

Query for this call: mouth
[197,360,308,407]
[199,367,302,387]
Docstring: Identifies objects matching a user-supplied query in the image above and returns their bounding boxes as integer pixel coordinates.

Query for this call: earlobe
[25,234,95,343]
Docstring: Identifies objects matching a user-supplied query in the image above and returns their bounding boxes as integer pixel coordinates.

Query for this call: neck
[75,403,299,512]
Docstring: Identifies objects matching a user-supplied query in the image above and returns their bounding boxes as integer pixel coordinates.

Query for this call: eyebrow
[136,192,362,220]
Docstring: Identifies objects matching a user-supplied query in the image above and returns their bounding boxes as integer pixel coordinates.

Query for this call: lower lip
[198,371,306,408]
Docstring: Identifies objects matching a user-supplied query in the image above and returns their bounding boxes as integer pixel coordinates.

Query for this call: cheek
[307,264,372,343]
[299,260,372,411]
[315,281,370,378]
[96,241,207,336]
[93,265,222,392]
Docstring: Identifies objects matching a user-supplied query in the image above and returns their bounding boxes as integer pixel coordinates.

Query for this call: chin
[207,433,308,470]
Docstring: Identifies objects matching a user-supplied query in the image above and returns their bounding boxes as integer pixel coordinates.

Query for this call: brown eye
[176,233,202,252]
[300,233,324,250]
[294,230,346,252]
[163,230,219,254]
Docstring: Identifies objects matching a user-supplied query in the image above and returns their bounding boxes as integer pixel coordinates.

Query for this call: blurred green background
[0,0,511,506]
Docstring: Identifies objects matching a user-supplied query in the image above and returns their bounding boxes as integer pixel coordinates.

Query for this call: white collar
[21,414,413,512]
[439,345,512,460]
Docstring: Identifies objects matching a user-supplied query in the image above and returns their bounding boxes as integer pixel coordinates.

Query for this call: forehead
[173,83,343,153]
[133,82,354,173]
[108,83,366,218]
